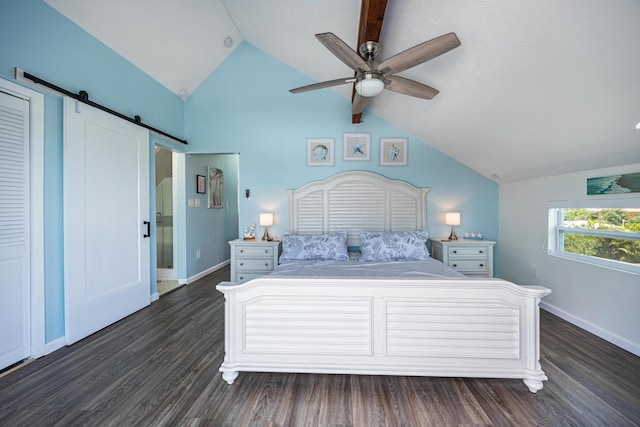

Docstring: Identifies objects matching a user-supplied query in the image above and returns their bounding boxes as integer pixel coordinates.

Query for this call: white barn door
[64,97,150,345]
[0,90,30,369]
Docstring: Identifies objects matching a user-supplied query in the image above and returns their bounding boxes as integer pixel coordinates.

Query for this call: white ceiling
[44,0,640,183]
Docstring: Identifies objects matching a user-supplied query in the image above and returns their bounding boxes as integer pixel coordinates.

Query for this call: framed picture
[587,172,640,195]
[196,175,206,194]
[343,132,371,161]
[208,166,224,208]
[307,138,335,166]
[380,137,408,166]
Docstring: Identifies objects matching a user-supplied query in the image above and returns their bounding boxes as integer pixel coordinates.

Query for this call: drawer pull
[479,250,485,254]
[479,263,484,267]
[265,249,269,253]
[265,263,269,267]
[239,262,244,266]
[452,264,458,267]
[452,250,457,254]
[239,276,244,280]
[239,249,244,253]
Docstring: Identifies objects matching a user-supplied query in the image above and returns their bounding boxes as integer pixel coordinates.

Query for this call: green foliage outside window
[563,209,640,264]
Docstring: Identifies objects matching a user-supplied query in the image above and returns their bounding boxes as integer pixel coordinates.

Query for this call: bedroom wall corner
[498,163,640,355]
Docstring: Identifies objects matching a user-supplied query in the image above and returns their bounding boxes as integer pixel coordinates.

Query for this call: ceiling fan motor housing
[359,41,379,60]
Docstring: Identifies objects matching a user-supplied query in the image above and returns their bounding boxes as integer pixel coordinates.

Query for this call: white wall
[499,163,640,356]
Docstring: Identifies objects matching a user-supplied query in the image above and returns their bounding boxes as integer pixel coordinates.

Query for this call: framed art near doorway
[196,174,206,194]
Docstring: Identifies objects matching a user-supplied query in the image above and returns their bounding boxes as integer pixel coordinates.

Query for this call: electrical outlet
[194,198,201,207]
[196,250,201,259]
[188,198,194,207]
[531,265,540,278]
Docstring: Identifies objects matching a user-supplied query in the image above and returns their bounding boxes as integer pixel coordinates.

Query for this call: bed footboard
[216,277,550,393]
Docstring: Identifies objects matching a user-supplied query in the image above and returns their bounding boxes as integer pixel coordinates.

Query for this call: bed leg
[222,370,239,385]
[523,378,544,393]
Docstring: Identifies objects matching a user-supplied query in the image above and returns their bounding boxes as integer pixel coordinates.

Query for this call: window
[548,200,640,274]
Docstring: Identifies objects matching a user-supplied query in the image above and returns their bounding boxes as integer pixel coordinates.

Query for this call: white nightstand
[429,238,496,278]
[229,239,282,282]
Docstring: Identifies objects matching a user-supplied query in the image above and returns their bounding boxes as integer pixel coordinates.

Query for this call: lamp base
[448,227,458,241]
[262,228,273,241]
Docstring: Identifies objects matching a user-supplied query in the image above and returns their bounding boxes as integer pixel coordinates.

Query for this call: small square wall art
[307,138,335,166]
[343,132,371,161]
[380,137,408,166]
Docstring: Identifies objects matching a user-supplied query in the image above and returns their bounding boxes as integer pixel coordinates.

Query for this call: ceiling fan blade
[352,92,370,115]
[289,77,355,94]
[384,76,439,99]
[378,32,461,75]
[316,33,369,72]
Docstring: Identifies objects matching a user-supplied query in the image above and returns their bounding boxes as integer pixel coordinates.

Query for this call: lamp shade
[259,213,274,227]
[445,212,461,226]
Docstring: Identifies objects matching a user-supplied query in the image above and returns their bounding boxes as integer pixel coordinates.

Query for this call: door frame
[154,145,177,281]
[0,78,45,360]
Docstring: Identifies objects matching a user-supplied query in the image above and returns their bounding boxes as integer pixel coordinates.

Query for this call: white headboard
[288,171,429,248]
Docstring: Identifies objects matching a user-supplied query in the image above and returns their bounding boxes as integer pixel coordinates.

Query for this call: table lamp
[445,212,461,241]
[259,213,274,241]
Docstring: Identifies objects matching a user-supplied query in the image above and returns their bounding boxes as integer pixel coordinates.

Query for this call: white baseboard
[42,262,229,357]
[182,260,230,285]
[540,301,640,357]
[44,336,66,355]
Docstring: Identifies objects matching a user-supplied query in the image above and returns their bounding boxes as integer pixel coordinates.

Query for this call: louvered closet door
[0,90,30,370]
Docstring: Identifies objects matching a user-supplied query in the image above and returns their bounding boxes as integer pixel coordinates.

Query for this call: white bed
[217,171,551,392]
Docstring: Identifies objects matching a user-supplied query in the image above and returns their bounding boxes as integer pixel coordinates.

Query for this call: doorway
[155,146,179,295]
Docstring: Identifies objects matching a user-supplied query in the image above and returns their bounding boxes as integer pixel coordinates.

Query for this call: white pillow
[359,230,429,262]
[280,232,349,261]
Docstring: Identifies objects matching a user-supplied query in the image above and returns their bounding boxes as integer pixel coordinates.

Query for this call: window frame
[548,199,640,275]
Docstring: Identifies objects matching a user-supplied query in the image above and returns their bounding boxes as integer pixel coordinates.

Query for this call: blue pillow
[280,232,349,261]
[359,230,429,262]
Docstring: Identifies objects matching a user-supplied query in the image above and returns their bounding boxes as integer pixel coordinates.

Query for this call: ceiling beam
[352,0,388,124]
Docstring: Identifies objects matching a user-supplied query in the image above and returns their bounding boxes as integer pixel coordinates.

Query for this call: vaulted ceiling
[44,0,640,183]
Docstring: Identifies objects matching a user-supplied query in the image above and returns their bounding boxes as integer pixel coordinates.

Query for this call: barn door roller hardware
[17,68,187,145]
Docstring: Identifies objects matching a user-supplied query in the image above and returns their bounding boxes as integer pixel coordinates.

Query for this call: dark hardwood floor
[1,266,639,426]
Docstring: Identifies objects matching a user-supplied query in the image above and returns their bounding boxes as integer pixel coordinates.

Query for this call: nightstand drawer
[229,239,282,283]
[236,258,274,272]
[448,247,488,258]
[235,245,275,257]
[429,238,495,278]
[448,259,489,273]
[235,272,264,282]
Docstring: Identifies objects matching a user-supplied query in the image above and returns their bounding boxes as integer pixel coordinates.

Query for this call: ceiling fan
[290,0,460,123]
[290,31,460,116]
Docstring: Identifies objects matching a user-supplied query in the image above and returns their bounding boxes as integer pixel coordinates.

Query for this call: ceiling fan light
[355,73,384,97]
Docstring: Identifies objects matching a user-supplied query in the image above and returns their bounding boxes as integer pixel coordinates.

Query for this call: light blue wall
[184,154,239,278]
[1,1,498,346]
[1,0,185,342]
[184,42,499,253]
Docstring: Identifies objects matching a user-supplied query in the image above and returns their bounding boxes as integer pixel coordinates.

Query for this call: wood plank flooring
[1,266,639,426]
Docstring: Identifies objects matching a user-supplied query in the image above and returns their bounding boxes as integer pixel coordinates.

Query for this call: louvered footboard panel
[386,301,520,358]
[243,297,372,355]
